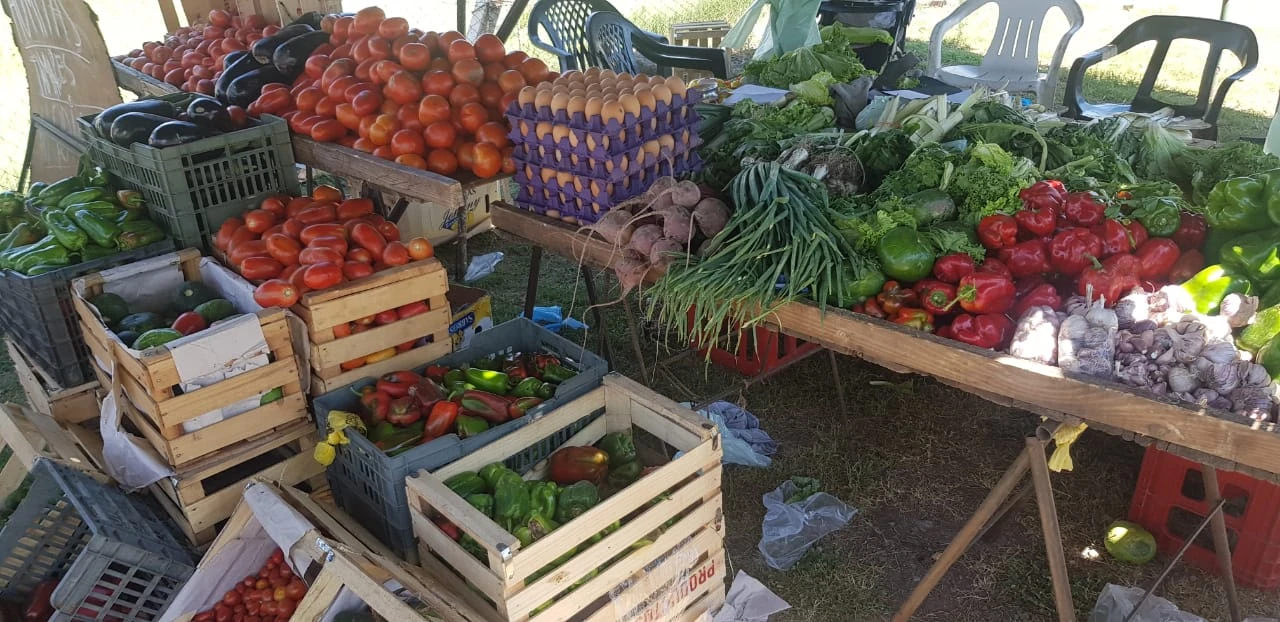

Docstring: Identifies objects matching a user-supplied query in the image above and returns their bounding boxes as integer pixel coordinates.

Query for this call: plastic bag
[721,0,822,60]
[758,480,857,570]
[712,570,790,621]
[696,402,775,468]
[100,367,173,491]
[465,251,504,281]
[1089,584,1205,622]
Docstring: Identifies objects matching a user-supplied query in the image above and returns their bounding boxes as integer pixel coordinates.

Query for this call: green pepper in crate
[512,525,533,546]
[444,472,487,498]
[511,377,543,398]
[493,472,530,532]
[554,481,599,523]
[13,238,69,274]
[455,415,488,439]
[70,209,118,248]
[541,363,576,384]
[0,191,23,217]
[0,222,37,254]
[116,221,163,249]
[465,493,494,517]
[526,514,558,539]
[57,188,107,209]
[37,178,82,206]
[459,533,486,560]
[43,211,87,251]
[471,356,503,371]
[78,163,110,188]
[479,463,516,489]
[608,460,643,488]
[1182,265,1252,314]
[464,368,509,394]
[536,382,555,400]
[597,432,636,466]
[526,481,557,523]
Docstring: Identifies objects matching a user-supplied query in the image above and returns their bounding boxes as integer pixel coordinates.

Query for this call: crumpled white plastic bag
[712,571,790,621]
[100,379,172,491]
[1089,584,1205,622]
[758,480,856,570]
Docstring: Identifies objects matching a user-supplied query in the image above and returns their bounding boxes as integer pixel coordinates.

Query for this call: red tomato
[336,198,375,220]
[327,75,358,101]
[313,185,343,202]
[517,57,549,84]
[372,145,394,159]
[295,87,323,114]
[320,58,356,90]
[343,261,375,280]
[343,81,374,103]
[382,241,410,266]
[281,217,305,239]
[407,237,434,260]
[385,71,422,105]
[474,33,505,64]
[266,233,302,265]
[472,142,502,178]
[377,220,401,242]
[503,51,528,68]
[451,59,483,86]
[300,223,346,245]
[398,42,430,71]
[347,247,374,263]
[474,121,508,148]
[394,153,427,168]
[424,122,456,149]
[395,104,424,132]
[311,119,346,142]
[391,129,426,156]
[296,203,337,224]
[241,256,284,281]
[421,70,454,97]
[352,6,385,36]
[214,218,244,251]
[447,39,476,63]
[373,60,405,84]
[349,222,387,256]
[335,103,363,131]
[314,96,338,118]
[501,146,516,174]
[426,149,458,176]
[299,246,345,266]
[303,262,344,290]
[303,54,329,80]
[457,102,488,134]
[254,279,299,308]
[497,70,526,94]
[355,57,377,81]
[417,94,451,126]
[228,239,269,268]
[482,62,506,83]
[448,83,479,108]
[308,235,349,255]
[378,17,409,40]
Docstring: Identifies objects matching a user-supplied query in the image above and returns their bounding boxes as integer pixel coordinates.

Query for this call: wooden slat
[411,512,506,603]
[300,262,448,331]
[491,202,663,283]
[580,546,725,622]
[162,394,308,465]
[292,138,465,206]
[310,306,450,369]
[111,60,178,98]
[311,336,452,393]
[6,339,99,424]
[181,450,322,532]
[170,418,314,483]
[0,404,47,471]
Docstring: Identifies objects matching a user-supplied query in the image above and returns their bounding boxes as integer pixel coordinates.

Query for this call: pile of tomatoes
[193,549,307,622]
[251,6,546,178]
[117,10,266,94]
[212,185,435,309]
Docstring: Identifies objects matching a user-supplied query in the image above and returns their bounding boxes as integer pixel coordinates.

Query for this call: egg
[569,88,587,100]
[658,135,674,152]
[665,75,688,99]
[556,170,574,187]
[586,134,598,152]
[559,70,582,84]
[567,95,587,116]
[634,88,656,111]
[550,92,570,113]
[535,121,553,138]
[583,67,600,80]
[552,124,570,144]
[599,78,616,91]
[618,93,640,118]
[651,84,672,106]
[584,97,603,118]
[649,75,665,87]
[600,69,616,81]
[534,89,554,110]
[540,167,556,183]
[634,73,649,83]
[523,164,534,179]
[615,76,633,90]
[641,140,660,159]
[517,86,537,107]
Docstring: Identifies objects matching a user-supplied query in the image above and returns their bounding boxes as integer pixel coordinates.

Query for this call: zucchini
[93,99,178,137]
[149,121,215,148]
[70,209,120,248]
[250,23,314,64]
[65,200,120,221]
[110,112,172,146]
[272,30,329,80]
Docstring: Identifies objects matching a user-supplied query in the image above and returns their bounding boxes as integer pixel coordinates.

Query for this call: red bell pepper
[459,390,510,424]
[1092,219,1136,257]
[935,324,953,339]
[423,400,460,438]
[410,377,446,410]
[932,252,976,284]
[1018,179,1066,210]
[533,354,562,375]
[891,308,934,331]
[1125,220,1149,252]
[1063,192,1106,227]
[387,396,421,425]
[977,214,1019,250]
[548,446,609,485]
[1168,249,1205,283]
[998,240,1052,278]
[1136,238,1181,280]
[1013,283,1063,319]
[424,365,451,382]
[876,281,918,317]
[1048,228,1102,276]
[862,297,886,319]
[955,272,1016,315]
[977,257,1013,280]
[359,387,391,423]
[508,396,543,419]
[915,279,957,316]
[434,516,461,540]
[1014,201,1058,237]
[376,371,421,398]
[949,313,1014,349]
[1077,254,1140,305]
[1170,212,1207,251]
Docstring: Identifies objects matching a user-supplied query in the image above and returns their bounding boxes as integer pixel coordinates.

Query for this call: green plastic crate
[77,113,299,250]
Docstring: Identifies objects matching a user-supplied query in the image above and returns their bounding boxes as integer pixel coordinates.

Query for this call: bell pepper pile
[351,351,576,456]
[436,430,657,601]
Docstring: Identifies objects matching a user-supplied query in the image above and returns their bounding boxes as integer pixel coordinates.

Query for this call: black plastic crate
[0,459,195,620]
[313,317,607,560]
[0,239,174,387]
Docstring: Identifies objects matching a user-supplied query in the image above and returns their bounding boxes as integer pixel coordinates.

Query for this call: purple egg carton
[511,134,702,183]
[506,90,702,158]
[514,151,702,224]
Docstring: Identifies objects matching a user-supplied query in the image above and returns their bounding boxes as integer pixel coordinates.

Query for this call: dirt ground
[459,232,1280,621]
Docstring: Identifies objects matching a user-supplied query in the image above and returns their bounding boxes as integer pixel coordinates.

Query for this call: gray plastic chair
[1062,15,1258,140]
[585,11,730,79]
[527,0,667,71]
[927,0,1084,104]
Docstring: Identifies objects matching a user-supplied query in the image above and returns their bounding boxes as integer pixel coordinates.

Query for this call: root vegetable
[581,209,634,246]
[692,197,730,238]
[628,224,664,257]
[645,176,677,199]
[662,206,694,245]
[648,238,683,270]
[670,180,701,208]
[613,255,651,296]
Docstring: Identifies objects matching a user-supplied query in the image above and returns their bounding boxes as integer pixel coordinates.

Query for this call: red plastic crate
[1128,446,1280,590]
[687,306,822,376]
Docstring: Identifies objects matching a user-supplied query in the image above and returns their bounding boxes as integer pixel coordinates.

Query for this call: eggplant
[250,23,314,64]
[149,121,215,148]
[110,112,173,146]
[272,31,330,80]
[94,100,177,137]
[225,67,288,108]
[186,96,229,129]
[290,11,324,29]
[215,51,263,102]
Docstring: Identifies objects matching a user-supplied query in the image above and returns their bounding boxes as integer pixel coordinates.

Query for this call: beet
[692,197,730,238]
[628,224,664,257]
[649,238,683,270]
[670,180,701,208]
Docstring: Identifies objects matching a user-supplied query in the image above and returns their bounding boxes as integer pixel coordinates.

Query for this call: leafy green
[1135,123,1187,182]
[790,71,837,106]
[873,142,958,199]
[920,225,985,262]
[853,129,915,190]
[1185,141,1280,204]
[820,23,893,47]
[698,101,836,188]
[948,143,1037,224]
[743,25,875,88]
[833,205,916,254]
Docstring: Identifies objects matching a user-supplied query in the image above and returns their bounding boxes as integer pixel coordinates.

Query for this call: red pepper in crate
[949,313,1014,349]
[891,308,934,331]
[423,400,460,439]
[424,365,451,382]
[1093,219,1136,257]
[1013,283,1064,319]
[1168,249,1205,283]
[358,387,391,423]
[434,516,461,540]
[977,257,1013,280]
[508,396,543,419]
[459,390,510,424]
[862,298,887,319]
[933,252,976,284]
[1048,228,1103,276]
[1063,192,1106,226]
[548,446,609,485]
[876,281,918,316]
[1078,254,1140,304]
[977,214,1019,250]
[955,271,1016,315]
[504,360,531,383]
[377,371,421,398]
[1014,198,1058,237]
[915,280,957,316]
[1019,179,1066,210]
[1171,212,1207,251]
[1136,238,1182,280]
[998,240,1052,277]
[410,377,446,410]
[1126,220,1149,251]
[533,353,562,376]
[387,396,421,425]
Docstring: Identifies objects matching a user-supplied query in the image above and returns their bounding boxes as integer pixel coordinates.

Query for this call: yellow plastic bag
[1047,422,1088,472]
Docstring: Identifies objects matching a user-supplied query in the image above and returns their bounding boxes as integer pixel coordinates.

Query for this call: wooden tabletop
[492,201,1280,480]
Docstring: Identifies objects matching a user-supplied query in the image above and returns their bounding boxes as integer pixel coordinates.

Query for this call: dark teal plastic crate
[313,317,607,560]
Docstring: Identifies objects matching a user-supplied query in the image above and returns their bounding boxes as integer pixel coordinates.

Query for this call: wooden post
[1027,437,1075,622]
[157,0,181,32]
[1202,466,1243,622]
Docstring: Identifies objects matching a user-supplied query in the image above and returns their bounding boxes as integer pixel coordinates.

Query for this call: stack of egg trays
[506,90,703,224]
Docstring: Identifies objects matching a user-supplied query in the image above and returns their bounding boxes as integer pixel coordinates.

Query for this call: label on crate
[608,536,717,622]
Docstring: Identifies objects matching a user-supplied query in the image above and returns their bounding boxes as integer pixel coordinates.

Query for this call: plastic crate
[77,113,299,249]
[1128,446,1280,590]
[0,239,174,387]
[687,306,823,377]
[313,317,608,560]
[0,459,196,619]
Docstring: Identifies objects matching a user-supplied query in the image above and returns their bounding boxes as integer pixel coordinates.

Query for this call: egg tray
[505,90,701,159]
[511,134,701,183]
[514,151,702,224]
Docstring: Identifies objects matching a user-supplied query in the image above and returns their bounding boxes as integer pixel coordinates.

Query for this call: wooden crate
[405,374,725,622]
[294,258,453,395]
[0,403,103,498]
[72,249,309,467]
[6,339,100,425]
[147,420,324,545]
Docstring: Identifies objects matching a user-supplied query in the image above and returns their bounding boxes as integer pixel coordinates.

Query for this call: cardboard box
[446,285,493,351]
[399,179,509,246]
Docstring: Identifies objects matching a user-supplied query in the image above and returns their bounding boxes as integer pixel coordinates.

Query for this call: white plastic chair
[927,0,1084,105]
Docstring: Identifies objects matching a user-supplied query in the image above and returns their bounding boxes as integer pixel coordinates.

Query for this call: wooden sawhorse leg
[894,435,1075,622]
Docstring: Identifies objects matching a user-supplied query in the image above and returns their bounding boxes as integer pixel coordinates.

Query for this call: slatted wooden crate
[0,403,103,496]
[6,339,100,425]
[294,258,452,395]
[406,374,726,622]
[72,249,309,468]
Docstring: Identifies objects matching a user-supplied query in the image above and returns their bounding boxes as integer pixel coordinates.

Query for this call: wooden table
[492,200,1268,621]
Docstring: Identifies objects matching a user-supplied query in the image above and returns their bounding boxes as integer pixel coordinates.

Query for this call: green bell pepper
[526,514,558,540]
[78,162,110,188]
[116,220,163,250]
[443,368,466,387]
[71,209,119,248]
[512,526,534,546]
[80,244,117,261]
[0,191,23,217]
[27,182,46,197]
[471,357,503,371]
[459,533,487,560]
[1219,229,1280,282]
[828,262,886,307]
[554,481,599,523]
[1239,306,1280,353]
[66,201,121,221]
[597,432,636,466]
[1207,173,1277,232]
[493,471,530,532]
[0,222,37,254]
[1181,264,1253,314]
[511,377,543,398]
[1256,335,1280,380]
[13,238,68,274]
[382,421,425,456]
[366,421,396,443]
[479,463,516,489]
[464,367,509,394]
[535,382,555,400]
[465,493,494,517]
[877,226,936,283]
[608,460,643,488]
[1127,196,1183,238]
[526,481,558,522]
[541,363,576,384]
[444,472,487,498]
[37,177,81,205]
[57,188,107,209]
[43,211,87,251]
[455,415,489,439]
